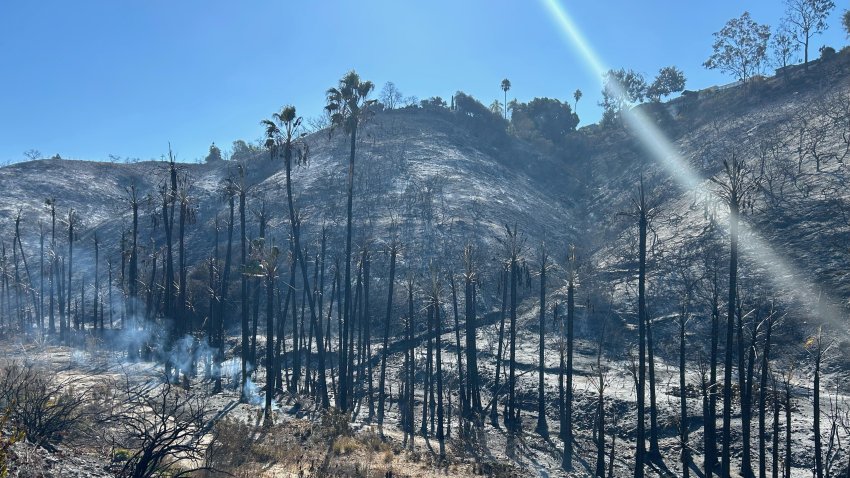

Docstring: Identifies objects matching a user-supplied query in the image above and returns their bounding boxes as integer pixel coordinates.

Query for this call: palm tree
[244,237,279,422]
[263,105,330,408]
[573,89,583,112]
[325,71,375,411]
[501,78,511,120]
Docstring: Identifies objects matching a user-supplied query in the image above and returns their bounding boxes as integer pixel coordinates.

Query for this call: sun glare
[540,0,844,327]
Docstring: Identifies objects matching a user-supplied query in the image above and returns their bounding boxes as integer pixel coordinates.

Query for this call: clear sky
[1,1,847,164]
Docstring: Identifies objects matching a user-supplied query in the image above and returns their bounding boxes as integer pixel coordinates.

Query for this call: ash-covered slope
[2,54,850,329]
[580,54,850,326]
[0,106,581,284]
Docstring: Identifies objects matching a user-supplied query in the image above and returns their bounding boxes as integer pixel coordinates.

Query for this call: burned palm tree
[563,244,578,470]
[244,236,280,422]
[263,105,329,408]
[325,71,375,411]
[496,223,525,431]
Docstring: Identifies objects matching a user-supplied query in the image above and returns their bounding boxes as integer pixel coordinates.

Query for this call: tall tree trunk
[39,225,44,333]
[647,313,660,458]
[759,314,774,478]
[48,205,57,336]
[67,209,75,344]
[94,235,99,331]
[536,250,548,436]
[706,264,720,477]
[813,337,823,478]
[507,257,518,430]
[464,249,481,415]
[128,189,139,350]
[239,177,249,401]
[491,267,507,426]
[251,205,265,369]
[557,303,565,441]
[722,199,740,478]
[784,376,792,478]
[740,307,755,478]
[635,192,648,478]
[406,281,415,449]
[772,374,779,478]
[435,295,445,459]
[422,286,432,437]
[679,303,689,478]
[339,122,358,412]
[564,276,575,469]
[364,252,374,420]
[264,266,275,422]
[449,274,466,431]
[377,243,397,426]
[595,384,606,477]
[281,139,329,407]
[48,245,55,336]
[214,193,235,393]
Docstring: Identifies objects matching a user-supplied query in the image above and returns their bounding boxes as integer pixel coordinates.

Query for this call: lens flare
[540,0,843,326]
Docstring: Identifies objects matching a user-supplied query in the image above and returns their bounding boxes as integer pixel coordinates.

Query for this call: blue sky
[0,1,847,163]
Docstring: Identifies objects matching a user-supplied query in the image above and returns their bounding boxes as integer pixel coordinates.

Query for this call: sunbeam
[540,0,844,327]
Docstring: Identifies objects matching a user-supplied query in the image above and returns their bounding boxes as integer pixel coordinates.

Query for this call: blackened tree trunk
[741,312,755,478]
[813,333,823,478]
[128,187,139,357]
[406,277,416,449]
[636,187,648,478]
[556,303,565,441]
[759,313,774,478]
[215,190,236,393]
[463,246,481,415]
[647,313,661,459]
[58,258,66,344]
[377,241,397,426]
[679,301,689,478]
[325,74,373,411]
[277,249,296,394]
[595,384,606,478]
[178,186,190,385]
[15,214,39,331]
[339,121,357,412]
[48,201,56,336]
[784,375,792,478]
[449,273,466,431]
[715,154,752,478]
[491,267,507,426]
[772,374,779,478]
[67,209,75,343]
[251,203,266,369]
[239,169,249,401]
[263,253,276,423]
[364,252,374,420]
[507,255,518,430]
[565,261,576,470]
[94,234,99,331]
[434,289,445,459]
[422,285,432,437]
[595,326,607,478]
[536,246,548,436]
[706,263,720,477]
[721,198,739,478]
[39,224,44,333]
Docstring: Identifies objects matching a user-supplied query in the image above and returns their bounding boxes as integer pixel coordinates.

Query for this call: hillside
[2,53,850,477]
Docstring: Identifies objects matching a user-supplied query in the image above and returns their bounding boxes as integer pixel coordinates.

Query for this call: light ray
[540,0,844,326]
